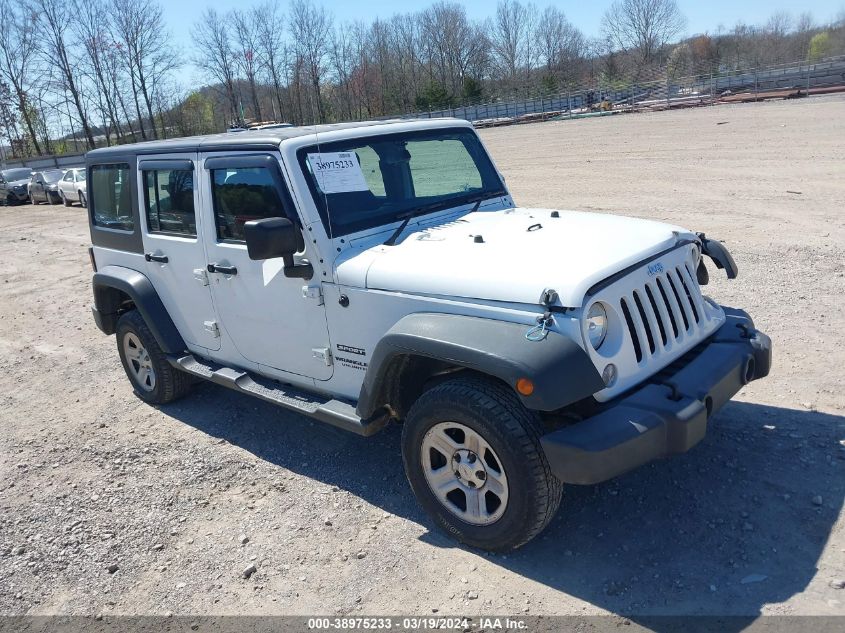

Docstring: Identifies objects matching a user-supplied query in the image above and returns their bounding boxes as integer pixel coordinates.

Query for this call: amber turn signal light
[516,378,534,396]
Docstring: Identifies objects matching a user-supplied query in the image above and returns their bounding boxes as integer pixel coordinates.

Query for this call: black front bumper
[540,308,772,485]
[3,189,29,203]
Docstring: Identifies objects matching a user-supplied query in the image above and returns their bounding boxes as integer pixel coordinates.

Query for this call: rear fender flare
[92,265,186,354]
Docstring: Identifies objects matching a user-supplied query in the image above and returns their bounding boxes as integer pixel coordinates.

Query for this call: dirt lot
[1,96,844,620]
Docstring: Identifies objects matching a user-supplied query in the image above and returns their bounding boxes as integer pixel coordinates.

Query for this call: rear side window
[210,167,284,241]
[143,169,196,237]
[91,164,132,231]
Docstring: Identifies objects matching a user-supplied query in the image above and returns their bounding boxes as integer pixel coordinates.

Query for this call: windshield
[3,168,31,181]
[43,170,64,183]
[297,127,505,238]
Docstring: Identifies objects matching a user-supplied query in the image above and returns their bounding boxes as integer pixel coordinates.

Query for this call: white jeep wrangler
[87,119,771,551]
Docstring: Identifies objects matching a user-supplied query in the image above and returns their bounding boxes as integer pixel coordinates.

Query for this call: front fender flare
[92,265,186,354]
[356,313,604,419]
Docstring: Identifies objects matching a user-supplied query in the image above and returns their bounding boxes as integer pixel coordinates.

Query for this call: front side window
[297,127,505,238]
[143,169,196,236]
[63,171,74,182]
[210,167,285,241]
[91,163,132,231]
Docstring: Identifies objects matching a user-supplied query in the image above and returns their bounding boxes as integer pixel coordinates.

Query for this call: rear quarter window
[91,164,133,231]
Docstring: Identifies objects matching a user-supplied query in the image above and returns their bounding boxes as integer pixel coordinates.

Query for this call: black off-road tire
[116,310,192,405]
[402,376,562,551]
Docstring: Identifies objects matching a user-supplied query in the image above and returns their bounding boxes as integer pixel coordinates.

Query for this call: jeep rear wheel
[116,310,192,404]
[402,376,562,551]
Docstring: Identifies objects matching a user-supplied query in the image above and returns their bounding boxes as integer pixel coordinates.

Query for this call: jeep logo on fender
[647,262,665,276]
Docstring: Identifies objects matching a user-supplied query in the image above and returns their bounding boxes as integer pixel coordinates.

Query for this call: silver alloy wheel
[123,332,156,392]
[420,421,509,525]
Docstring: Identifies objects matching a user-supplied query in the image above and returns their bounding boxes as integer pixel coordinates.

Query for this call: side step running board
[169,354,387,437]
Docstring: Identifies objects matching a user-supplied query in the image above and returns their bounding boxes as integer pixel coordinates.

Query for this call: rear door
[137,154,220,352]
[198,152,333,380]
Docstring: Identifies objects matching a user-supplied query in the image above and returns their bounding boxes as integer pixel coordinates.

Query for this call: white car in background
[57,167,87,207]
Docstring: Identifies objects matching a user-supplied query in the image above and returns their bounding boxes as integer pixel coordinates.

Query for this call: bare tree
[490,0,528,88]
[31,0,96,149]
[419,2,485,100]
[329,24,356,119]
[232,9,263,122]
[192,8,241,126]
[254,0,288,123]
[73,0,124,143]
[764,12,793,64]
[537,6,585,85]
[0,0,44,154]
[289,0,332,123]
[601,0,687,66]
[110,0,176,139]
[794,12,815,59]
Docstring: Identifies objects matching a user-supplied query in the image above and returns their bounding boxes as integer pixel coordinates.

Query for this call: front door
[137,154,220,352]
[198,152,333,381]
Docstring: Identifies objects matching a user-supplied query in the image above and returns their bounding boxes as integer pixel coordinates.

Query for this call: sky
[162,0,845,86]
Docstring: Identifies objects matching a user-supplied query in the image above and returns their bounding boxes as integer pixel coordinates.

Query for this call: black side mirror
[244,217,302,259]
[243,217,313,280]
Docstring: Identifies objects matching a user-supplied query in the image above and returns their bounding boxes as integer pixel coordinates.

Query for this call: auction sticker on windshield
[307,152,369,193]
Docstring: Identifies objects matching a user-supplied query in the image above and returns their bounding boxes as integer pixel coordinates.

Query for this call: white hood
[336,208,690,308]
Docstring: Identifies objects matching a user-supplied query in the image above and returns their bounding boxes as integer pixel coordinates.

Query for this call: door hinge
[203,320,220,338]
[302,284,324,305]
[312,347,332,366]
[194,268,209,286]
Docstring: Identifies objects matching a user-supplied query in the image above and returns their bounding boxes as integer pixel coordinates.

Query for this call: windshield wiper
[383,190,506,246]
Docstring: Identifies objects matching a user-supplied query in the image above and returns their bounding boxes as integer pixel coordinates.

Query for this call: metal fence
[1,152,86,171]
[403,56,845,125]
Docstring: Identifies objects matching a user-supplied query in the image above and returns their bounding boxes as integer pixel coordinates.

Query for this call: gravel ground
[1,95,844,619]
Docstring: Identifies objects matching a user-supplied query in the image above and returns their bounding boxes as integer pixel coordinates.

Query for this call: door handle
[145,253,169,263]
[207,263,237,276]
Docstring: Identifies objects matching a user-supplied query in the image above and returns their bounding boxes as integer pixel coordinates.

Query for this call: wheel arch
[92,265,186,354]
[356,313,605,420]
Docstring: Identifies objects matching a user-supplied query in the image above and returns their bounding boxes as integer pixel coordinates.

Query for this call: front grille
[618,262,707,363]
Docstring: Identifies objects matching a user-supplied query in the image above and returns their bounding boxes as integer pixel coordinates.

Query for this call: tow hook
[525,311,553,342]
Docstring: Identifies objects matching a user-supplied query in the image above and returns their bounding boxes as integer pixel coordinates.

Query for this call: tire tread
[117,310,191,404]
[404,375,562,550]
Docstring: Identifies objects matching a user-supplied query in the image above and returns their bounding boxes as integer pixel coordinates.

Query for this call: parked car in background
[57,167,87,207]
[0,167,33,205]
[29,169,65,204]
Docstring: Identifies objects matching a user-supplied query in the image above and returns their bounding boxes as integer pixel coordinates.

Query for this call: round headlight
[586,302,608,350]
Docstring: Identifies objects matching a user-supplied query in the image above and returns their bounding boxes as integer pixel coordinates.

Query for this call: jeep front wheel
[116,310,192,404]
[401,376,562,551]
